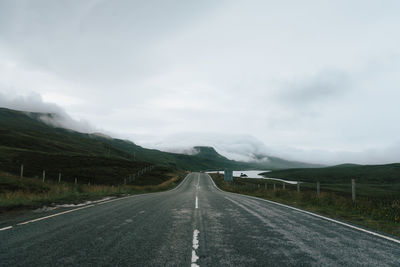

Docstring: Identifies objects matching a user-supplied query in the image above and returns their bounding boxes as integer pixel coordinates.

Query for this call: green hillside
[0,108,246,184]
[261,163,400,184]
[0,107,317,185]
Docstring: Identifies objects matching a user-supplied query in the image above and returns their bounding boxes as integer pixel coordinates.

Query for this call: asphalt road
[1,172,399,266]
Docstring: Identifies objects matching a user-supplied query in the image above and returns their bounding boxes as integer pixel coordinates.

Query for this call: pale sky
[1,0,400,165]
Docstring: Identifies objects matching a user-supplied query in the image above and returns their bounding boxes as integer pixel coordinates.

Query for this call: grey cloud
[278,69,352,107]
[1,1,400,165]
[0,91,96,133]
[0,0,222,86]
[134,132,272,162]
[267,142,400,165]
[0,91,64,114]
[132,132,400,165]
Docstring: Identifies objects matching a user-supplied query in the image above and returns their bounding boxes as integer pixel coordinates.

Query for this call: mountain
[193,146,229,160]
[0,107,317,184]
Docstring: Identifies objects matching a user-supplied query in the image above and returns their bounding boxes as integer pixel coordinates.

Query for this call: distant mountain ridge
[0,107,319,184]
[192,146,229,160]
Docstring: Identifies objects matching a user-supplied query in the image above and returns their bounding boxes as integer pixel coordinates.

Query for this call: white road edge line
[17,205,95,226]
[195,196,198,209]
[0,226,13,231]
[205,173,400,245]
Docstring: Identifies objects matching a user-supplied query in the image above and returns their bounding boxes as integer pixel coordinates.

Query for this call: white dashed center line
[191,229,200,266]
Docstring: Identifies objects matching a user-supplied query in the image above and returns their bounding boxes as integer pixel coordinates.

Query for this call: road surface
[1,172,399,266]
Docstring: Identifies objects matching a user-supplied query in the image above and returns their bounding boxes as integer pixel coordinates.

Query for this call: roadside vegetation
[0,170,185,212]
[261,163,400,185]
[210,173,400,238]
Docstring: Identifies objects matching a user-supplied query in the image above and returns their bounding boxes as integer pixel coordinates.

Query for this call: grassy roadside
[0,171,185,213]
[209,173,400,238]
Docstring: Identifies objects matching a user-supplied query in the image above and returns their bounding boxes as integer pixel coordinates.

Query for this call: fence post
[20,164,24,178]
[264,183,267,189]
[75,177,77,185]
[282,183,285,190]
[352,179,356,202]
[124,178,127,185]
[317,181,320,197]
[58,173,61,183]
[42,170,46,182]
[258,184,260,189]
[273,183,276,191]
[297,181,300,192]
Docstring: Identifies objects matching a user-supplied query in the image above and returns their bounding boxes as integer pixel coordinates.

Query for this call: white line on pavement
[0,226,13,231]
[191,229,200,266]
[17,205,95,226]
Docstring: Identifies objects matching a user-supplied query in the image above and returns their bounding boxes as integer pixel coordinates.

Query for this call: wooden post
[264,183,267,189]
[20,164,24,178]
[273,183,276,190]
[258,184,260,189]
[282,183,285,190]
[297,182,300,192]
[58,173,61,183]
[42,170,46,182]
[317,181,320,197]
[352,179,356,202]
[75,177,77,184]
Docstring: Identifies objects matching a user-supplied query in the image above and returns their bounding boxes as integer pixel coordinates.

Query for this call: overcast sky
[1,0,400,165]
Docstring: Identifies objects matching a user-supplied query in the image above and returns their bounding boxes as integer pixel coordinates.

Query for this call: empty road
[1,172,399,266]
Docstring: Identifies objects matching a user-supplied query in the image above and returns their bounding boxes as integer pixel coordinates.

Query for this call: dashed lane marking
[191,229,200,266]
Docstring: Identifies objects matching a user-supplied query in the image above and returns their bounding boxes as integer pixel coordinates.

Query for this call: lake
[206,170,298,184]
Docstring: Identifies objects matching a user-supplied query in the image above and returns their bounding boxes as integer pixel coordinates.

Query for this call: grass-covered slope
[0,107,317,183]
[210,173,400,237]
[0,108,253,184]
[260,163,400,198]
[0,170,185,212]
[261,163,400,183]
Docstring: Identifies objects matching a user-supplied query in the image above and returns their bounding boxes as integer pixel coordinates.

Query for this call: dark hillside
[0,107,318,185]
[261,163,400,183]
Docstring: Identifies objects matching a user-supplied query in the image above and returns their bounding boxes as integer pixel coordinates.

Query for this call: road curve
[0,172,399,266]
